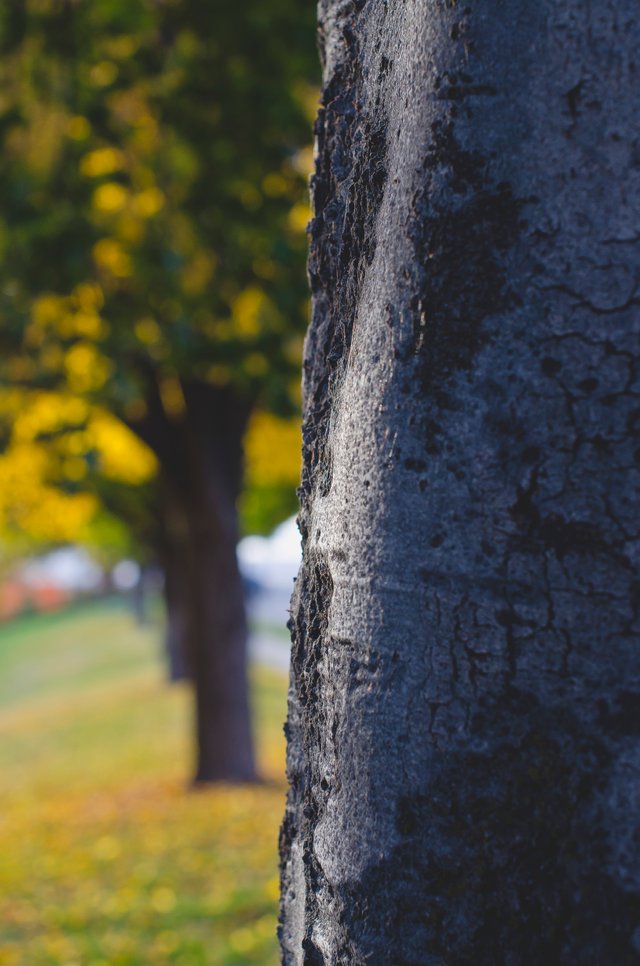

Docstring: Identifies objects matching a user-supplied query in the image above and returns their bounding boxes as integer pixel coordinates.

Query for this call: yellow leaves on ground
[244,411,301,487]
[0,603,287,965]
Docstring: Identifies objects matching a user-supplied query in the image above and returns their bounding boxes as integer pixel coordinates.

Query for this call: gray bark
[280,1,640,963]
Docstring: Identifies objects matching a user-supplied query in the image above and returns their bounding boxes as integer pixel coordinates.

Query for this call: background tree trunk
[162,548,190,682]
[134,379,257,783]
[180,486,255,785]
[280,1,640,962]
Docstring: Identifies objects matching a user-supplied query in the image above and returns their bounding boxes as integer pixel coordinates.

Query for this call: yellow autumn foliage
[93,181,129,213]
[64,342,113,393]
[0,391,157,547]
[0,443,96,545]
[80,146,125,177]
[232,286,267,339]
[134,316,163,346]
[244,411,301,487]
[67,115,91,140]
[131,186,165,218]
[26,292,109,346]
[158,373,186,419]
[90,60,119,87]
[87,410,157,484]
[6,392,87,444]
[73,281,104,311]
[92,237,132,277]
[288,201,311,233]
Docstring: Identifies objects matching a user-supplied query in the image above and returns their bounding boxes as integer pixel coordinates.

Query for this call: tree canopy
[0,0,317,557]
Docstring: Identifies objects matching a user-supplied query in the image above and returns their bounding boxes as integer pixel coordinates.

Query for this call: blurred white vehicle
[237,516,301,628]
[21,546,104,593]
[237,515,301,592]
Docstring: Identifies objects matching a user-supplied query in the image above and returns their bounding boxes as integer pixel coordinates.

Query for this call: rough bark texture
[280,1,640,962]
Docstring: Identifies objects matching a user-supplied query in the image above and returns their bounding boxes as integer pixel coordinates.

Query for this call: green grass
[0,599,289,965]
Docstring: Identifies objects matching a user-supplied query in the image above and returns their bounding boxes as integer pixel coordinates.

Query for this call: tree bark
[162,543,191,682]
[134,379,257,783]
[180,489,255,785]
[280,1,640,962]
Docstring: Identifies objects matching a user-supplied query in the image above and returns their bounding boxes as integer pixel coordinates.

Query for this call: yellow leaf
[90,61,118,87]
[80,148,125,178]
[288,202,311,233]
[88,410,157,484]
[262,172,289,197]
[67,116,91,141]
[232,286,265,338]
[73,283,104,311]
[92,239,132,277]
[244,412,301,486]
[158,374,186,419]
[64,344,112,392]
[134,317,162,346]
[92,183,128,214]
[131,187,165,218]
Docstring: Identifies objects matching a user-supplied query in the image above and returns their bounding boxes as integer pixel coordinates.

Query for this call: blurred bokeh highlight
[0,1,318,962]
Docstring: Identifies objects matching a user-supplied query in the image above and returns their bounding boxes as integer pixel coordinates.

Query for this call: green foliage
[0,0,317,550]
[0,0,316,403]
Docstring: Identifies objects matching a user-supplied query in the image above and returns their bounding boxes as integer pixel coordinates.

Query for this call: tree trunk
[162,549,190,682]
[181,490,256,785]
[132,564,149,626]
[134,379,257,783]
[281,2,640,963]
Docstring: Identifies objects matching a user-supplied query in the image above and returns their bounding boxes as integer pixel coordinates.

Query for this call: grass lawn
[0,598,289,965]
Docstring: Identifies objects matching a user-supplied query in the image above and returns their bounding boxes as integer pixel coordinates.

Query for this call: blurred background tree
[0,0,317,782]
